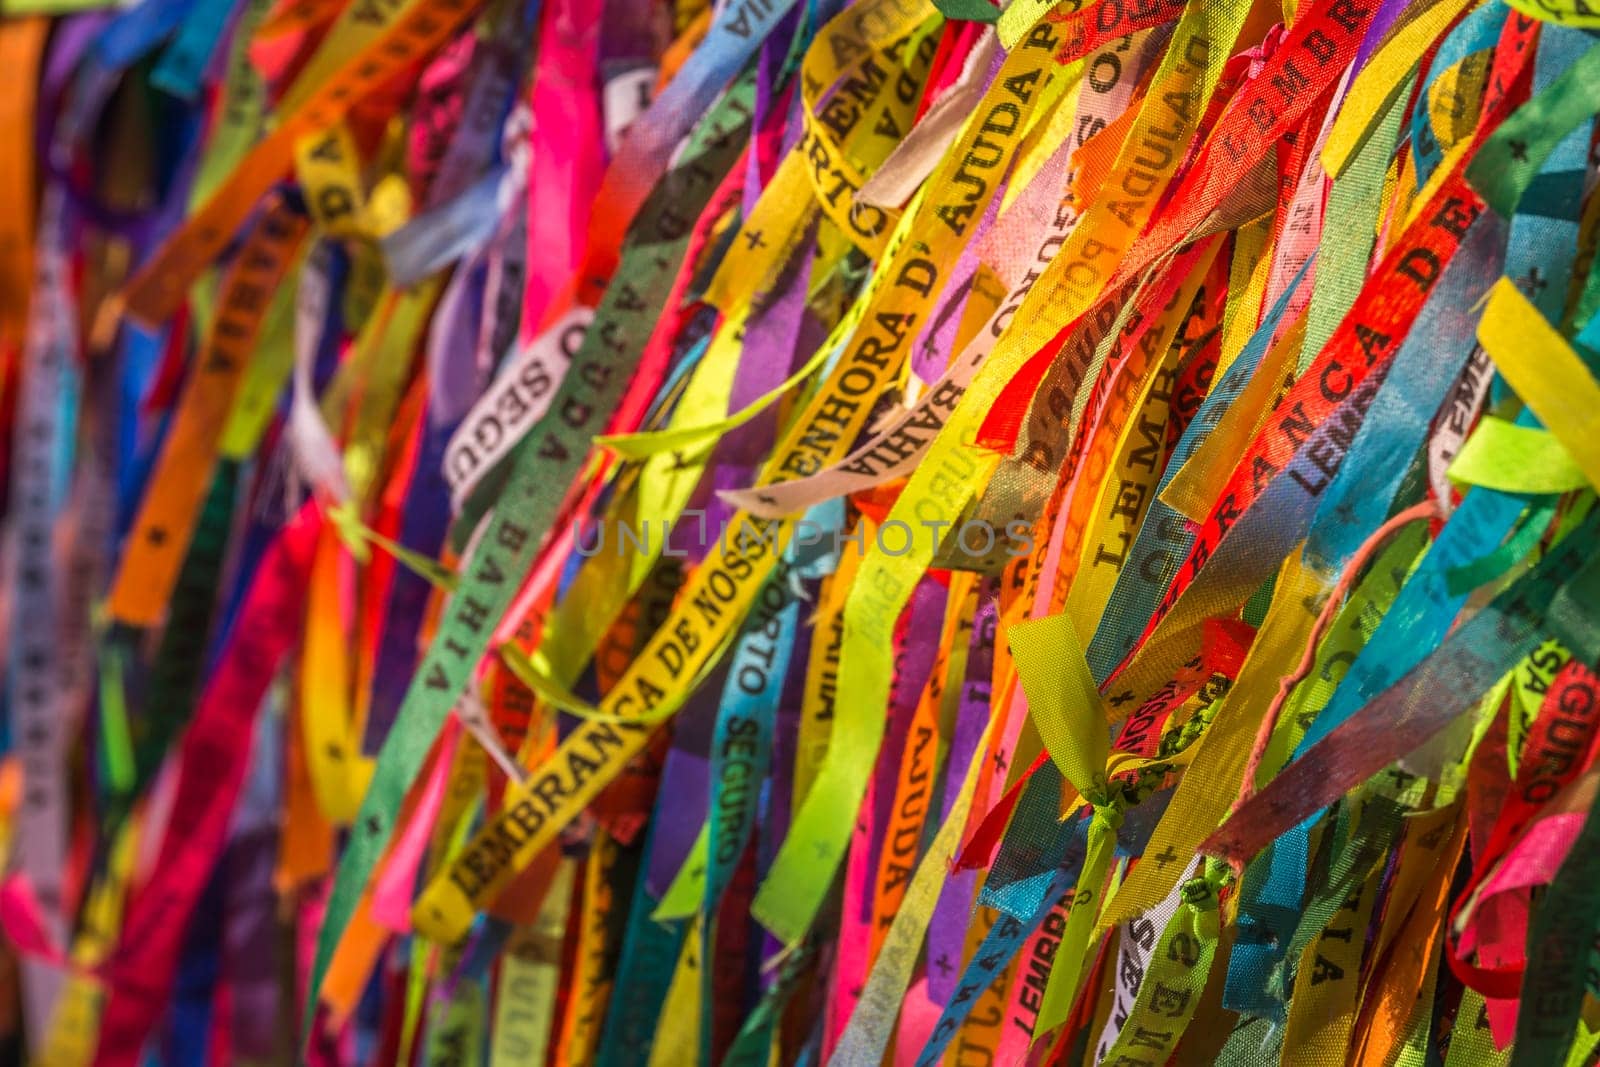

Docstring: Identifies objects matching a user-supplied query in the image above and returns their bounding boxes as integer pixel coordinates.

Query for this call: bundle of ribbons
[5,0,1600,1059]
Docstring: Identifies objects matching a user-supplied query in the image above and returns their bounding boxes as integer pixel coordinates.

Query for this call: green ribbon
[1467,40,1600,216]
[301,75,757,1044]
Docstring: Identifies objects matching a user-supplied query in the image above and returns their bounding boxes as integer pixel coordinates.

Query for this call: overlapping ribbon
[2,0,1600,1062]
